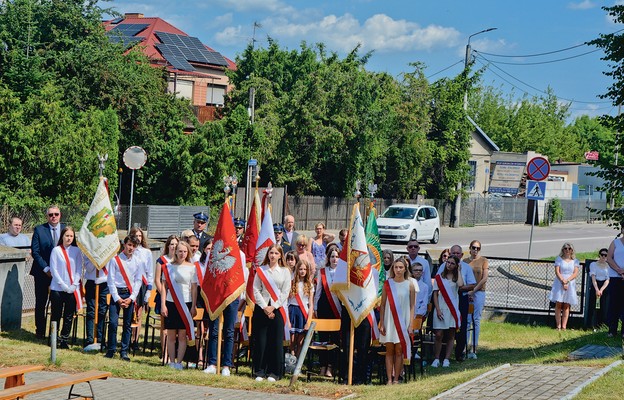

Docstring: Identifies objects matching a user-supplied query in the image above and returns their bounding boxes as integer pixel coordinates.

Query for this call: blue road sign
[526,180,546,201]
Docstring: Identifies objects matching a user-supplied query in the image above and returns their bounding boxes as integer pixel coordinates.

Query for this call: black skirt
[164,300,193,330]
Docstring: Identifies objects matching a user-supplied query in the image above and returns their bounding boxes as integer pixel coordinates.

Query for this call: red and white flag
[331,204,378,327]
[202,202,246,320]
[243,190,261,304]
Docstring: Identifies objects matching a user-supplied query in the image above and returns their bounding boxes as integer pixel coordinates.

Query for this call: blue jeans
[207,299,239,367]
[107,290,134,355]
[85,280,109,346]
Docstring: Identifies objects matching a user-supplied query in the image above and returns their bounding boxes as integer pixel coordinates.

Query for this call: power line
[473,48,601,66]
[426,59,464,79]
[474,55,612,105]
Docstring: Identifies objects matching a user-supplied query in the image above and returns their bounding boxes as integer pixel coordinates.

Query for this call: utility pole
[454,27,497,228]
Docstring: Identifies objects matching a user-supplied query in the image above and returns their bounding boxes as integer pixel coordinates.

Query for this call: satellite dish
[123,146,147,170]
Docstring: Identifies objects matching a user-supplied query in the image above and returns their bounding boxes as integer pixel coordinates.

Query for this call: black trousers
[455,294,470,360]
[34,275,52,337]
[607,277,624,336]
[84,280,109,345]
[252,305,285,379]
[340,310,371,385]
[49,290,76,343]
[316,292,340,367]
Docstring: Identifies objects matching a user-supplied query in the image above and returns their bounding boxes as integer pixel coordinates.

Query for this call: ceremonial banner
[77,177,120,269]
[241,190,261,268]
[365,206,385,297]
[331,204,378,327]
[203,202,246,320]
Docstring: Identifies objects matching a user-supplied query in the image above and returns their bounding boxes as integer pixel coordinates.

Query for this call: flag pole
[216,314,224,373]
[348,321,355,385]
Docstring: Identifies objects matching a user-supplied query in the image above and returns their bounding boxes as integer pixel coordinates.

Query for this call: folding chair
[234,305,253,374]
[143,290,163,355]
[305,318,341,382]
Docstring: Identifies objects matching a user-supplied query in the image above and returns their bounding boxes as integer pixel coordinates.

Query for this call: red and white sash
[367,311,380,341]
[320,268,341,318]
[255,265,290,338]
[195,261,210,313]
[294,284,309,321]
[435,274,461,330]
[61,247,82,311]
[385,279,411,362]
[162,264,196,344]
[114,256,133,292]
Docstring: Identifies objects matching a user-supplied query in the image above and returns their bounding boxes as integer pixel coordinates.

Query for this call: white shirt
[313,266,342,314]
[409,255,432,298]
[288,281,314,308]
[414,278,429,316]
[253,265,291,309]
[135,246,154,289]
[107,252,142,303]
[437,261,477,296]
[49,245,83,292]
[164,263,198,303]
[0,233,30,247]
[84,257,108,284]
[590,261,610,282]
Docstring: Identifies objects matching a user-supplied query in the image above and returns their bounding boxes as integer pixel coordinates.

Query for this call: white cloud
[215,26,247,46]
[257,13,460,53]
[214,13,234,26]
[568,1,597,10]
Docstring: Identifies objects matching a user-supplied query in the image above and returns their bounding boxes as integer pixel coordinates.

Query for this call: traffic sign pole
[526,157,550,259]
[528,200,537,259]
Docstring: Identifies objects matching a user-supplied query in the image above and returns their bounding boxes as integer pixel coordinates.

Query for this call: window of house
[206,84,226,106]
[468,160,477,191]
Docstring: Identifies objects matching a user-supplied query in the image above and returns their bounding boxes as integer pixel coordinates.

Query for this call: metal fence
[485,256,586,315]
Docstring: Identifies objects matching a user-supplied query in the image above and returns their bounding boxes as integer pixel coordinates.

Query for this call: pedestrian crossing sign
[527,180,546,201]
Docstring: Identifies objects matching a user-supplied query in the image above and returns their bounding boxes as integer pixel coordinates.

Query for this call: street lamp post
[453,27,497,228]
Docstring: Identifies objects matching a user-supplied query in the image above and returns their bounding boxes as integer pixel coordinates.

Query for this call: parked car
[377,204,440,244]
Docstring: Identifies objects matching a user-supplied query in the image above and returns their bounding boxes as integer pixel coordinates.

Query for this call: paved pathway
[431,362,622,400]
[2,371,326,400]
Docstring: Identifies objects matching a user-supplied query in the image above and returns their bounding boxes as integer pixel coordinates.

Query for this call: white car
[377,204,440,244]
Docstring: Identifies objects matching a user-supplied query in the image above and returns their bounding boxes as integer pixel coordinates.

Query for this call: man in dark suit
[31,205,65,338]
[192,211,211,250]
[281,215,299,253]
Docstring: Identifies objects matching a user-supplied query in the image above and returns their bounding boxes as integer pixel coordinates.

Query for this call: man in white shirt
[406,240,432,300]
[0,216,30,248]
[105,236,142,361]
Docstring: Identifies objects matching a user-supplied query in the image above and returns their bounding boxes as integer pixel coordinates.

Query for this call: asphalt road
[377,222,618,260]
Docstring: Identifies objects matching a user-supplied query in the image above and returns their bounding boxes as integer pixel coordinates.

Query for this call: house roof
[103,15,237,75]
[466,115,499,152]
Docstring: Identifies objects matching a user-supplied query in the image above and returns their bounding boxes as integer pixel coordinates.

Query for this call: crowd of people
[4,206,624,384]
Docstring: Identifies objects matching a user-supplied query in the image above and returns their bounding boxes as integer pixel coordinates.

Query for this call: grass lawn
[1,315,623,399]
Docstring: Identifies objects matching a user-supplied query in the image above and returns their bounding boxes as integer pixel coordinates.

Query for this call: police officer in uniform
[273,223,287,251]
[192,212,211,250]
[234,218,245,247]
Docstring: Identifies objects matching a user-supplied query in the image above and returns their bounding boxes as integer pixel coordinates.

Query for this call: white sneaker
[267,376,276,382]
[255,376,264,381]
[442,359,450,368]
[431,359,440,368]
[203,365,217,374]
[467,352,477,360]
[187,362,197,369]
[221,367,231,377]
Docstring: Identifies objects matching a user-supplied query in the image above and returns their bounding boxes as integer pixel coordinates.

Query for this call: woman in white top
[606,225,624,338]
[49,226,83,349]
[252,244,291,381]
[161,241,198,370]
[590,248,610,328]
[549,243,579,330]
[129,227,153,350]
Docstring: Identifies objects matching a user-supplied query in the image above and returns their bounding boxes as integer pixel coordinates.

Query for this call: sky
[105,0,624,121]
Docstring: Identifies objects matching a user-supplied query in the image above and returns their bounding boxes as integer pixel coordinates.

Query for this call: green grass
[1,315,623,399]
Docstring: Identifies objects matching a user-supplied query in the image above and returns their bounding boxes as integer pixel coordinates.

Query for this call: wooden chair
[305,318,341,382]
[143,290,163,355]
[234,305,253,374]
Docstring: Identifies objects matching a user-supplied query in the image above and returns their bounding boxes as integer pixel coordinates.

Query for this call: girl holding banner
[252,244,291,382]
[49,226,84,349]
[379,258,416,384]
[161,241,198,370]
[288,259,314,357]
[431,255,464,368]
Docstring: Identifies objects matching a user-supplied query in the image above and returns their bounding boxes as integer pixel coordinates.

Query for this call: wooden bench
[0,365,44,389]
[0,370,111,400]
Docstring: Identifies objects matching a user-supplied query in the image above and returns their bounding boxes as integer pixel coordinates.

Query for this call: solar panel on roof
[110,17,124,24]
[167,56,196,72]
[109,23,149,38]
[154,31,229,68]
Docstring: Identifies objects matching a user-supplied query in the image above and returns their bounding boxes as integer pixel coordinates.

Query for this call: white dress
[549,256,579,306]
[381,279,412,344]
[432,277,460,330]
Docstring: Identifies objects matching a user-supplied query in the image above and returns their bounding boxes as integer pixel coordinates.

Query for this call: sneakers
[221,367,231,377]
[168,362,178,370]
[255,376,264,381]
[467,352,478,360]
[120,353,131,362]
[187,362,197,369]
[203,365,217,374]
[104,351,115,359]
[442,359,450,368]
[267,376,276,382]
[431,359,440,368]
[414,352,421,360]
